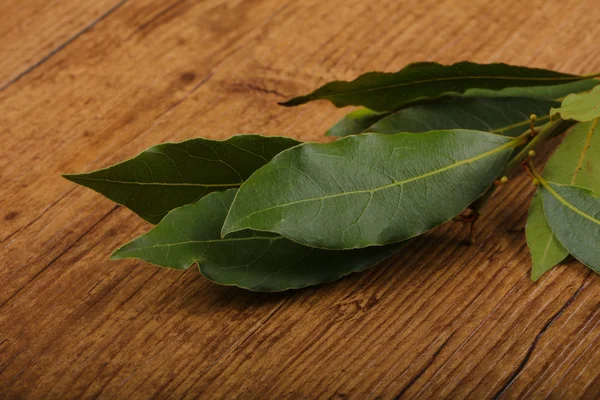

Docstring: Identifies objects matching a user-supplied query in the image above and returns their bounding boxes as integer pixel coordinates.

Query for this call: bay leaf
[326,108,390,137]
[280,61,586,111]
[112,190,403,291]
[526,119,600,280]
[367,96,558,137]
[326,80,598,138]
[526,193,568,281]
[64,135,299,224]
[543,119,600,188]
[222,130,519,249]
[465,79,599,99]
[540,182,600,273]
[551,85,600,122]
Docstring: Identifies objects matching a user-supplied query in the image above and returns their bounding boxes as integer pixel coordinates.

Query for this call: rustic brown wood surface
[1,0,599,398]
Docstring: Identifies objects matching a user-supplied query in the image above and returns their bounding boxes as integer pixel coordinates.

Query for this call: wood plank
[0,0,296,304]
[0,0,127,89]
[1,0,599,397]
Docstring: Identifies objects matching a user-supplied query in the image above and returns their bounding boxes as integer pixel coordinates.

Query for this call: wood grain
[0,0,127,89]
[1,0,599,398]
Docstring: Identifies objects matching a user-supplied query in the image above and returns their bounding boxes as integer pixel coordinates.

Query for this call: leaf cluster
[65,62,600,291]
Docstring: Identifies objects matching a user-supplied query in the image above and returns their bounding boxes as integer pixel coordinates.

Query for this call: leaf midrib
[538,232,564,266]
[233,137,518,221]
[324,75,580,99]
[536,118,598,255]
[68,176,242,188]
[543,183,600,225]
[116,235,284,254]
[370,109,549,136]
[571,118,599,184]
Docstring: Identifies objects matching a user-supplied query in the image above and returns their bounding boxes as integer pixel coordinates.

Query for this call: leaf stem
[506,118,566,170]
[471,118,570,213]
[526,159,545,184]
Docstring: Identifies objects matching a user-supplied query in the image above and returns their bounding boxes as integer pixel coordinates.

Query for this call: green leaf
[526,119,600,280]
[112,190,403,291]
[526,193,568,281]
[543,119,600,188]
[326,108,390,137]
[64,135,299,224]
[465,79,599,99]
[551,85,600,122]
[540,182,600,273]
[325,80,598,138]
[280,61,585,111]
[222,130,518,249]
[368,96,558,137]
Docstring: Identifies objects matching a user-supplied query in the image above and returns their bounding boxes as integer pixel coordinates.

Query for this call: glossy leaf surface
[526,119,600,279]
[280,61,584,111]
[551,85,600,122]
[326,108,390,137]
[326,81,598,138]
[465,79,599,99]
[223,130,517,249]
[540,183,600,273]
[368,96,558,136]
[543,119,600,188]
[64,135,299,224]
[526,194,568,281]
[112,190,403,291]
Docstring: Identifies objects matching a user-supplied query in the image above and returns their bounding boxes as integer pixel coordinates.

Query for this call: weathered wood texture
[0,0,127,89]
[1,0,599,398]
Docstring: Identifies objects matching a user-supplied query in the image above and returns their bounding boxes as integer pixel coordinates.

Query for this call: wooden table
[1,0,599,398]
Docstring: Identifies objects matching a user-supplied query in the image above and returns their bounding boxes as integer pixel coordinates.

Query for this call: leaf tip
[220,219,246,239]
[278,95,309,107]
[278,100,295,107]
[220,225,234,239]
[110,249,126,260]
[110,241,135,260]
[220,211,240,238]
[62,173,77,182]
[62,173,89,186]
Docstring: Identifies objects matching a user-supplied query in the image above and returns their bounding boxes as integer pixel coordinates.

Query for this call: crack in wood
[0,0,130,93]
[0,205,120,310]
[0,187,77,245]
[393,332,456,399]
[176,294,293,398]
[492,274,590,399]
